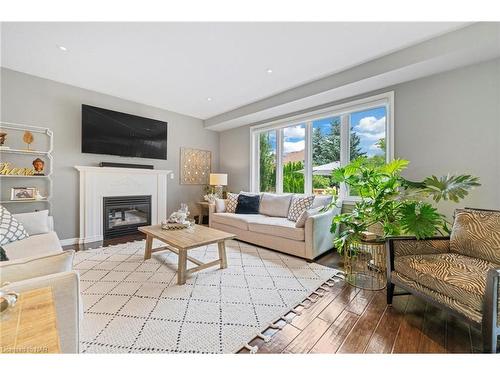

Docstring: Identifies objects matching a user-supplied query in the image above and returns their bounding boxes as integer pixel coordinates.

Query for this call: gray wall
[1,68,220,241]
[219,125,250,193]
[219,59,500,218]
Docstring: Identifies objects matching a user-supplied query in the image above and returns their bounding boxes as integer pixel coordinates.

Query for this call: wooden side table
[197,201,210,225]
[0,287,61,353]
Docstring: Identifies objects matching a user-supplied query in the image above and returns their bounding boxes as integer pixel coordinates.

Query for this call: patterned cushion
[393,238,450,257]
[394,252,499,312]
[225,193,238,213]
[450,208,500,264]
[0,205,29,246]
[392,272,482,323]
[295,206,323,228]
[287,195,315,222]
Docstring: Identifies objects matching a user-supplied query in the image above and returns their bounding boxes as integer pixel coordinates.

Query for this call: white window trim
[250,91,395,200]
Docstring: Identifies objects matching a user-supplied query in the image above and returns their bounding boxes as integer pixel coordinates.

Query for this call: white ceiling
[1,22,468,120]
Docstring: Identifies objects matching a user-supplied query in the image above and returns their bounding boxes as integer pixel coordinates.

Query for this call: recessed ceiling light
[207,97,212,102]
[57,45,68,52]
[266,69,273,74]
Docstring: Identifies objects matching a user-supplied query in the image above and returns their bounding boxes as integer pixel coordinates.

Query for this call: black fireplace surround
[103,195,151,239]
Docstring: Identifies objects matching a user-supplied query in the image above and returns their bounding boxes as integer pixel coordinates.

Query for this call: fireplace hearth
[103,195,151,239]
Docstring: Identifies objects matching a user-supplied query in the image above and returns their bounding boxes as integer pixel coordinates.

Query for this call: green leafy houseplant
[328,158,480,252]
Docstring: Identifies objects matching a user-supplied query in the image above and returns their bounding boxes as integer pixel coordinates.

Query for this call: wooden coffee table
[138,224,236,285]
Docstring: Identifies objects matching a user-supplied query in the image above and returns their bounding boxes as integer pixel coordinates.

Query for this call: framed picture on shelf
[10,187,37,201]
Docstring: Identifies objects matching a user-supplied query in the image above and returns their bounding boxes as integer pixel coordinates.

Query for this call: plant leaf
[421,174,480,202]
[399,202,443,238]
[379,159,409,175]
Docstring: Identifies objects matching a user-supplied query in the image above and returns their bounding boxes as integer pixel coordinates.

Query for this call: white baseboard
[60,235,104,246]
[59,237,80,246]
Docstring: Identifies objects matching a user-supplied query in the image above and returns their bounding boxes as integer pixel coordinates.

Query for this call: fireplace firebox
[103,195,151,239]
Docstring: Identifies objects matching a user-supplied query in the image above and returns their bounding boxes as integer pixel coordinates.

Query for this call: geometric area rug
[73,239,339,353]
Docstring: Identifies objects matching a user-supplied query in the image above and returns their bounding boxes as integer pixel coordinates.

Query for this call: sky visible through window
[257,104,388,194]
[350,106,386,157]
[275,107,386,157]
[283,124,305,154]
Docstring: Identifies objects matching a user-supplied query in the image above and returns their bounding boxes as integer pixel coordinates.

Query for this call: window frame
[250,91,394,201]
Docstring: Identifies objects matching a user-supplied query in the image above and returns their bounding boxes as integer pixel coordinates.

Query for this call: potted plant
[327,158,480,252]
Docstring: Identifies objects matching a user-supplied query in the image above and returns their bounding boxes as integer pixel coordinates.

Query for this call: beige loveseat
[209,193,340,260]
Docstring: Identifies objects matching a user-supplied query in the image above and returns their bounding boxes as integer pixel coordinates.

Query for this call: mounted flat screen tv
[82,104,168,160]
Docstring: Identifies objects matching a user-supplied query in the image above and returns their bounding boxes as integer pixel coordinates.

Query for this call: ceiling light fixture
[207,97,212,102]
[266,69,273,74]
[57,45,68,52]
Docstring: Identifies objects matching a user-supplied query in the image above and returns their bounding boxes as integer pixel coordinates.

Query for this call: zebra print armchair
[386,208,500,353]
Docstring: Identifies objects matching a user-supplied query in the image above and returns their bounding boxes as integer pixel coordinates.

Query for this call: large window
[312,116,341,195]
[250,92,394,200]
[258,130,277,192]
[282,124,305,193]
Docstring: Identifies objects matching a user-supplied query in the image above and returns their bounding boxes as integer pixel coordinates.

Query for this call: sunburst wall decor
[180,147,211,184]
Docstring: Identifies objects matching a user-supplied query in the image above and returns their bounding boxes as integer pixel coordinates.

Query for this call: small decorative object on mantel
[32,158,45,175]
[10,187,36,201]
[161,203,194,230]
[180,147,211,185]
[0,132,9,150]
[0,162,35,176]
[23,131,34,151]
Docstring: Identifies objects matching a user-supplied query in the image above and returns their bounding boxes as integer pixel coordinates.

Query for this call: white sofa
[209,193,341,260]
[0,211,81,353]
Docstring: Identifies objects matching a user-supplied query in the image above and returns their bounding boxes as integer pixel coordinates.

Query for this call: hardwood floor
[239,250,483,354]
[64,236,483,354]
[238,281,483,354]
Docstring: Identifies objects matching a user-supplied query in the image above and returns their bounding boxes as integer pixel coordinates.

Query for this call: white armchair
[3,211,62,261]
[0,211,81,353]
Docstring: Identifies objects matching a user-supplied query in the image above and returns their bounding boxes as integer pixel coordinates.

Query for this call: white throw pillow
[259,193,293,218]
[312,195,333,208]
[0,205,29,246]
[215,198,226,213]
[226,193,239,213]
[13,210,50,236]
[295,206,323,228]
[287,195,315,222]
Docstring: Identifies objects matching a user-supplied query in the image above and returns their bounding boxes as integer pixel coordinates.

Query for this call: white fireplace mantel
[75,166,172,243]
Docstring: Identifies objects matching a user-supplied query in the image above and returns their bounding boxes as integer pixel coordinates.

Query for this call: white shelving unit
[0,122,53,212]
[1,149,50,156]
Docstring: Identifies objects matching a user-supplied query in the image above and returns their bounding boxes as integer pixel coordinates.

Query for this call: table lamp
[209,173,227,199]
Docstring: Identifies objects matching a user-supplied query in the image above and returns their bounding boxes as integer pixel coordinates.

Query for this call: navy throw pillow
[0,246,8,262]
[235,194,260,214]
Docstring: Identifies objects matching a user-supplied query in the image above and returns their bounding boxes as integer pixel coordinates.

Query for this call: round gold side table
[343,237,387,290]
